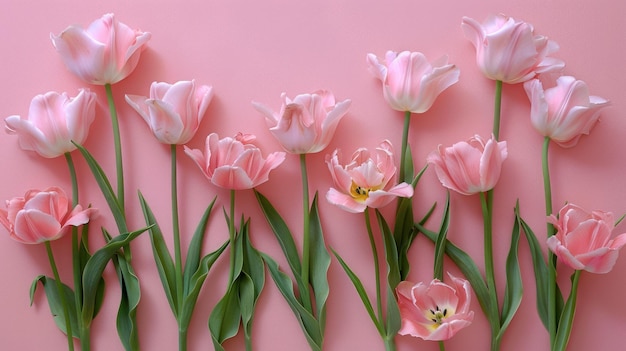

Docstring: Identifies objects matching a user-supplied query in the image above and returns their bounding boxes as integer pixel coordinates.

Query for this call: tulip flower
[427,135,507,195]
[126,80,213,145]
[524,76,610,148]
[184,132,285,190]
[252,90,351,154]
[461,14,564,84]
[547,203,626,274]
[366,51,460,113]
[5,89,97,158]
[0,187,95,244]
[326,140,413,213]
[396,273,474,341]
[51,13,151,85]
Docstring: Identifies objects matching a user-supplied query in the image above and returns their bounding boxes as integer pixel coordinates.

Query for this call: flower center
[350,182,374,202]
[428,305,448,326]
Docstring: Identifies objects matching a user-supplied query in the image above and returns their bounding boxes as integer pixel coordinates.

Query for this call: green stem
[179,328,188,351]
[480,191,500,350]
[439,341,446,351]
[383,335,397,351]
[228,189,237,285]
[105,83,125,213]
[493,80,502,140]
[45,241,74,351]
[170,144,186,351]
[364,208,383,327]
[399,111,411,183]
[65,152,87,349]
[299,153,313,311]
[245,333,253,351]
[80,326,91,351]
[542,137,558,346]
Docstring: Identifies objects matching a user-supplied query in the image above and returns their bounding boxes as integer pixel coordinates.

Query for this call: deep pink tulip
[396,273,474,341]
[462,14,564,84]
[5,89,96,158]
[184,133,286,190]
[524,76,610,148]
[366,51,460,113]
[126,80,213,145]
[252,90,351,154]
[326,140,413,213]
[0,187,95,245]
[427,135,507,195]
[547,203,626,274]
[51,13,151,85]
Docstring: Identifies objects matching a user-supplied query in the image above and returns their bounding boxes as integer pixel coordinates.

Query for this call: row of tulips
[1,11,624,351]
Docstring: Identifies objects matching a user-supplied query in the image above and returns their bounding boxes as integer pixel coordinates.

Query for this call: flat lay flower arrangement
[1,9,624,351]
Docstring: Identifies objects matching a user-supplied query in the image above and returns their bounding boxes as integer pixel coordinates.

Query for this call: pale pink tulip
[5,89,96,158]
[427,135,507,195]
[524,76,610,148]
[0,187,95,244]
[326,140,413,213]
[51,13,151,85]
[184,133,286,190]
[252,90,351,154]
[462,14,564,84]
[396,273,474,341]
[366,51,460,113]
[547,203,626,274]
[125,80,213,145]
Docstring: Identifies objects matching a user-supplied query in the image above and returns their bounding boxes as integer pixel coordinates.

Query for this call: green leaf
[419,225,492,320]
[81,227,147,328]
[209,282,242,351]
[377,211,401,336]
[73,142,127,233]
[240,224,265,340]
[254,190,302,277]
[496,203,523,343]
[516,209,557,329]
[112,253,141,351]
[433,192,450,281]
[77,224,106,318]
[180,240,228,331]
[307,193,330,332]
[331,249,383,335]
[138,192,178,317]
[30,275,79,338]
[261,253,322,351]
[552,271,581,351]
[183,196,217,293]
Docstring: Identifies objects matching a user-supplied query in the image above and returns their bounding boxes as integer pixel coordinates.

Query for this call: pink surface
[1,1,625,350]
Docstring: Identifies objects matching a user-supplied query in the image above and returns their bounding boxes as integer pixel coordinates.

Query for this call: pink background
[1,0,625,350]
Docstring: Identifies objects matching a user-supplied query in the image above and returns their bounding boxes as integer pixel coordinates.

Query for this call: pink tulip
[396,273,474,341]
[461,14,564,84]
[252,90,351,154]
[427,135,507,195]
[366,51,460,113]
[547,203,626,274]
[184,133,286,190]
[524,76,610,148]
[0,187,95,245]
[5,89,97,158]
[326,140,413,213]
[51,13,151,85]
[125,80,213,145]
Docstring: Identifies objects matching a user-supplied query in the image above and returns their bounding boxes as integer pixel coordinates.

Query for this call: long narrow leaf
[377,211,401,336]
[433,192,450,280]
[209,282,242,351]
[261,253,322,351]
[183,197,217,292]
[307,193,330,332]
[113,254,141,351]
[331,249,383,335]
[241,224,265,342]
[73,142,126,232]
[30,275,79,338]
[81,227,148,327]
[138,192,178,316]
[496,204,523,342]
[552,271,581,351]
